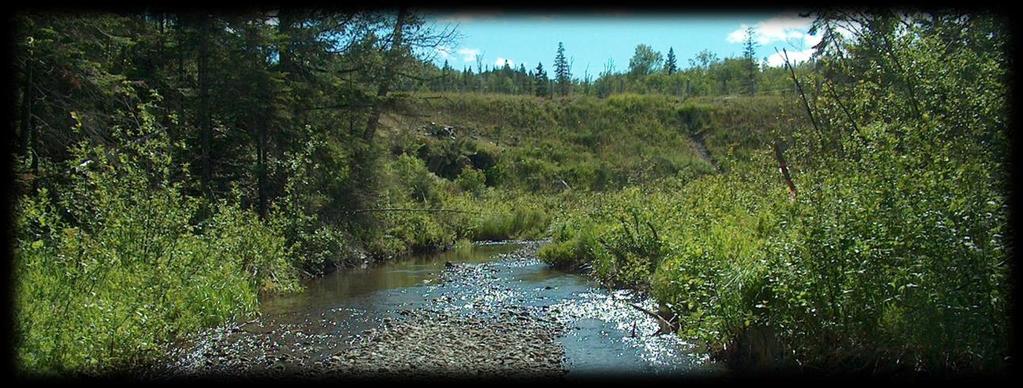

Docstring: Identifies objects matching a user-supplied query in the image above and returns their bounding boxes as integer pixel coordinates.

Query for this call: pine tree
[665,47,678,75]
[534,62,548,97]
[442,59,452,91]
[743,26,758,96]
[518,63,529,94]
[554,42,571,96]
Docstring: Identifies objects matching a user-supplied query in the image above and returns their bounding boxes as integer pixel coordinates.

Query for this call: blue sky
[422,11,822,76]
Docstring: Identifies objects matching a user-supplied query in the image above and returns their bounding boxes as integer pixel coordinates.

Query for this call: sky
[422,11,823,76]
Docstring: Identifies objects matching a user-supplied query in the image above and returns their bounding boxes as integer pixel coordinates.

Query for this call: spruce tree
[665,47,678,75]
[554,42,571,96]
[518,63,529,94]
[743,26,758,95]
[534,62,548,97]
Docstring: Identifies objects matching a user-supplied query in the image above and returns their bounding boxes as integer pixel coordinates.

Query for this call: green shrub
[538,219,597,269]
[14,116,297,374]
[455,165,487,195]
[391,153,443,204]
[762,128,1008,369]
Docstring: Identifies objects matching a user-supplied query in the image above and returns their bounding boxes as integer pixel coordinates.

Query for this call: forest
[9,8,1011,378]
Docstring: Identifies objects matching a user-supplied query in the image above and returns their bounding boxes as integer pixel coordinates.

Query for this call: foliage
[539,11,1010,373]
[628,44,664,77]
[14,93,296,374]
[455,165,487,195]
[10,9,1009,376]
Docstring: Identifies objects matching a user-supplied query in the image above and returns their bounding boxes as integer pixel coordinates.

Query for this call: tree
[628,44,662,77]
[518,63,530,94]
[365,9,408,143]
[743,26,758,95]
[533,61,548,97]
[689,49,719,71]
[441,59,453,91]
[553,42,571,96]
[665,47,678,75]
[197,13,213,198]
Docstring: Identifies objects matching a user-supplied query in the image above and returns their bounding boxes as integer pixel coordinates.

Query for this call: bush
[455,165,487,195]
[14,118,297,374]
[544,133,1008,370]
[538,218,597,269]
[762,128,1008,370]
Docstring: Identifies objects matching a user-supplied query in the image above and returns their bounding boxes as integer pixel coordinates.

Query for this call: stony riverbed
[148,241,718,380]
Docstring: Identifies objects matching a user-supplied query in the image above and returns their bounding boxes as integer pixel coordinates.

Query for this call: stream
[156,241,724,379]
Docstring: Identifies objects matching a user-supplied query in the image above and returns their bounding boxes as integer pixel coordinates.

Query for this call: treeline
[402,35,812,98]
[13,10,453,218]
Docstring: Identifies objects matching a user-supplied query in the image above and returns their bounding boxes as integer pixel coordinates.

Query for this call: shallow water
[249,241,721,377]
[164,241,723,378]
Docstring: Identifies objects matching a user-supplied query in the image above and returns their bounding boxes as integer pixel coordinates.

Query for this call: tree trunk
[278,10,294,77]
[176,16,186,150]
[364,8,407,143]
[20,54,38,191]
[198,14,213,198]
[257,126,268,218]
[19,56,34,159]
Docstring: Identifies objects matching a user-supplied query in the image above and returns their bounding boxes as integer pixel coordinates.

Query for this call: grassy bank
[537,61,1009,375]
[540,143,1008,371]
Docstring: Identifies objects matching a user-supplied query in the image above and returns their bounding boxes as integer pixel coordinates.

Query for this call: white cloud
[727,14,817,49]
[726,26,751,44]
[803,32,823,48]
[494,57,514,67]
[457,47,480,62]
[765,47,814,67]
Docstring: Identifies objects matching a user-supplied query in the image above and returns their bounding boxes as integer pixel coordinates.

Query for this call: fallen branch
[773,142,798,202]
[629,303,677,336]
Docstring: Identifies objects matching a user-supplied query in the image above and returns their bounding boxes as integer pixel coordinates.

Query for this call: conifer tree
[665,47,678,75]
[534,62,548,97]
[554,42,571,96]
[743,26,758,95]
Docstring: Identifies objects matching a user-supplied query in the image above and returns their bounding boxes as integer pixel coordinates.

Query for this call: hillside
[379,93,803,193]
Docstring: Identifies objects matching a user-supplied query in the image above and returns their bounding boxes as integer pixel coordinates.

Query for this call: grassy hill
[379,93,802,193]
